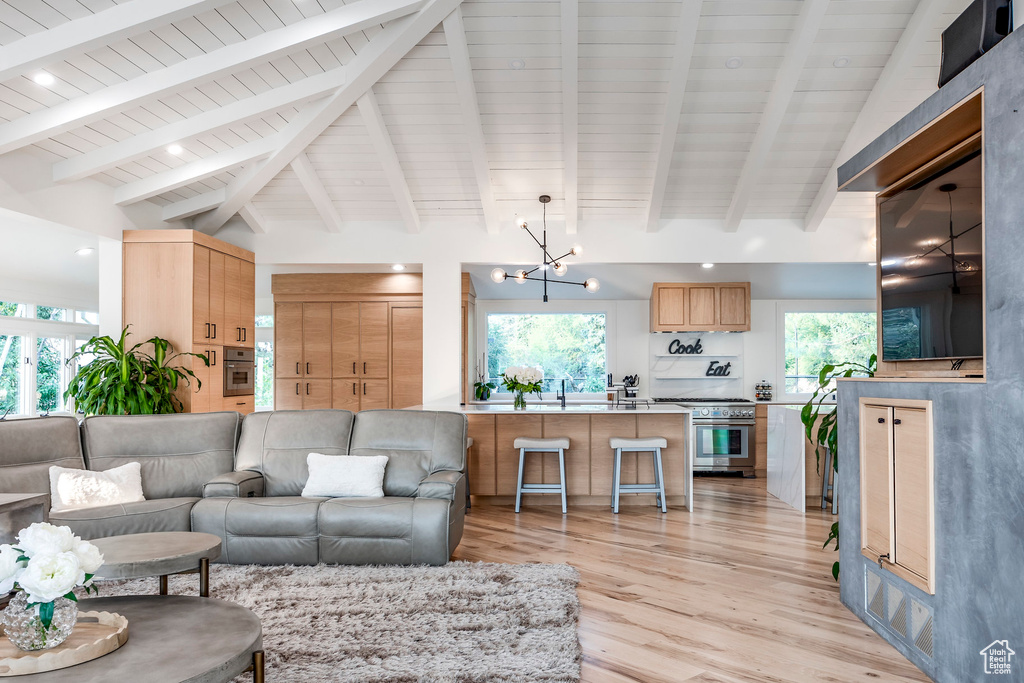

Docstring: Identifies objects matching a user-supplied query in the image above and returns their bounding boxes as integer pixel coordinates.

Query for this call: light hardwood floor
[454,477,929,683]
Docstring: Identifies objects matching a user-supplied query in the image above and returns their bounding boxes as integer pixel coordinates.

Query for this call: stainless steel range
[653,398,756,474]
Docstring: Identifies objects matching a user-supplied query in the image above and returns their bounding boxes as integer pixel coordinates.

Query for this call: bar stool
[513,437,569,514]
[820,447,838,514]
[465,437,473,511]
[610,437,668,514]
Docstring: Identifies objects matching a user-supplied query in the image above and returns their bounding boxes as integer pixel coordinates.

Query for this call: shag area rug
[100,562,582,682]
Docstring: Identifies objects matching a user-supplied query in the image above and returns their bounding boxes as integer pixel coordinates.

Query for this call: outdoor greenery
[0,332,20,415]
[64,326,206,415]
[486,313,606,393]
[255,340,274,408]
[800,353,878,582]
[785,311,877,393]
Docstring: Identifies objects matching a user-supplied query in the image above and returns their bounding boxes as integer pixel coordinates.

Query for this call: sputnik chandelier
[489,195,599,302]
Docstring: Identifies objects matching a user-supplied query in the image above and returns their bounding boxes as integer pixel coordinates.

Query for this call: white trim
[475,299,615,399]
[776,299,876,402]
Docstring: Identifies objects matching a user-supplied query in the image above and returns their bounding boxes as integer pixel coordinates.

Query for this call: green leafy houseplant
[474,380,496,401]
[64,326,207,415]
[800,353,877,581]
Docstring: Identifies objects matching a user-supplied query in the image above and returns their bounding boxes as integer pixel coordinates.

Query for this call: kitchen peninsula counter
[407,404,692,511]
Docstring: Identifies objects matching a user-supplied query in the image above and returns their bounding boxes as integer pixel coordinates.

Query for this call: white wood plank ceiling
[0,0,971,234]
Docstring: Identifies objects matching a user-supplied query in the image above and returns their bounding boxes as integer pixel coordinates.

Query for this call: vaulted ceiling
[0,0,970,237]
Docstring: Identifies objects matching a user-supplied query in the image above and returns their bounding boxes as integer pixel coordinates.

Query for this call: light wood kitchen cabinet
[223,255,241,345]
[277,378,331,410]
[649,282,751,332]
[274,303,303,379]
[239,260,255,347]
[302,304,332,378]
[859,399,934,594]
[331,379,389,411]
[123,231,255,415]
[390,306,422,409]
[331,302,388,379]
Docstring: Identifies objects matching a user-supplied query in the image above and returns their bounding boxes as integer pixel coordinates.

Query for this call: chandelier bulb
[554,262,567,276]
[584,278,600,292]
[490,267,507,283]
[513,269,528,284]
[515,215,528,229]
[570,244,583,256]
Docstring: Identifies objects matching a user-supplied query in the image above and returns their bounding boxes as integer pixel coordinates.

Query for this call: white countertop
[405,403,690,414]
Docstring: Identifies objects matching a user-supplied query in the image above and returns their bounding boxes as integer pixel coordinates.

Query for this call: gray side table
[11,595,264,682]
[91,532,222,598]
[0,493,49,545]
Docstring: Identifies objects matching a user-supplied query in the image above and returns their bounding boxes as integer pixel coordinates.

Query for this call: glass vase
[1,592,78,651]
[513,389,526,409]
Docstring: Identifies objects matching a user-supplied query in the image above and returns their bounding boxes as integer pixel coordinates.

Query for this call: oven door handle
[694,421,754,427]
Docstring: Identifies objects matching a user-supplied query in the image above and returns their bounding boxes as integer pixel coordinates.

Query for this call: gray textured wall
[837,28,1024,683]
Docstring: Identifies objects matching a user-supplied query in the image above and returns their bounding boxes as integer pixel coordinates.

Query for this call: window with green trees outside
[784,311,877,395]
[486,313,607,395]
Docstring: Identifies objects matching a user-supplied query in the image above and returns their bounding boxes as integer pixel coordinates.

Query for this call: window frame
[777,300,877,403]
[475,300,614,401]
[253,318,274,411]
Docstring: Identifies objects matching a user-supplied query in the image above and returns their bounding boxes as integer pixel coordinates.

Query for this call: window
[783,310,876,395]
[255,315,274,327]
[486,312,607,395]
[253,315,274,410]
[0,301,28,318]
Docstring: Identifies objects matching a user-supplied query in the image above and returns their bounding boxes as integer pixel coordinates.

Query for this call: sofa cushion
[81,413,240,499]
[49,498,198,540]
[234,410,354,496]
[301,453,388,498]
[190,497,324,565]
[49,461,144,512]
[0,416,85,494]
[349,411,466,497]
[318,496,452,566]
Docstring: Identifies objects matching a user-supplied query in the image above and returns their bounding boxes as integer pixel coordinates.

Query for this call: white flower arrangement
[501,365,544,408]
[0,523,103,629]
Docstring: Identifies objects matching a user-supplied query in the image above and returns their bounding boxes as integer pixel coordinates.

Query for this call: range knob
[701,408,710,416]
[722,409,731,417]
[745,410,753,417]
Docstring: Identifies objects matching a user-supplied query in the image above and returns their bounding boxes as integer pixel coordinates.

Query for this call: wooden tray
[0,611,128,676]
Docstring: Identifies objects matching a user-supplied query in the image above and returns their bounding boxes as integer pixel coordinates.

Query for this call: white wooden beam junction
[357,89,421,234]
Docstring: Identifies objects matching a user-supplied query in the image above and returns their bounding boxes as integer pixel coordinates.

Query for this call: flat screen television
[877,149,983,361]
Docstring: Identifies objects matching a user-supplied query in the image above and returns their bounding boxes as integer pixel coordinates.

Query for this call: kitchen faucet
[555,379,566,408]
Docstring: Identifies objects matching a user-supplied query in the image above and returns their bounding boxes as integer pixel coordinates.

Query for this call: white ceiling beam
[443,7,500,235]
[291,153,343,233]
[561,0,578,235]
[162,188,226,222]
[357,89,420,234]
[0,0,425,156]
[722,0,830,232]
[113,137,279,206]
[238,203,269,235]
[644,0,703,233]
[803,0,944,232]
[189,0,465,235]
[0,0,237,84]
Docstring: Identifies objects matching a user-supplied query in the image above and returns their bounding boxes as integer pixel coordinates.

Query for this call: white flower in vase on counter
[501,366,544,409]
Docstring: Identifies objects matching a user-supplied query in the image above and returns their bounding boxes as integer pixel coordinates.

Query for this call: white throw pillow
[48,462,145,512]
[301,453,389,498]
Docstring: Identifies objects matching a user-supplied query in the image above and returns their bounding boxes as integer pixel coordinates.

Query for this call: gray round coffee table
[91,532,222,597]
[15,595,263,682]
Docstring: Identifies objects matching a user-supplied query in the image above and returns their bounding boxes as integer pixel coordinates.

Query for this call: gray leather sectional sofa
[0,409,467,566]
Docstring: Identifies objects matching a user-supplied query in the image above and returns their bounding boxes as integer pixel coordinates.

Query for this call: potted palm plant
[64,326,207,415]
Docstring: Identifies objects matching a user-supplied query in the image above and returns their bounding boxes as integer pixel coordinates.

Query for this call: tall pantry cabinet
[122,230,256,415]
[271,274,424,412]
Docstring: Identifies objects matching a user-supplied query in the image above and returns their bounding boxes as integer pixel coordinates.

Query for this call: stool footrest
[519,484,564,493]
[617,485,663,493]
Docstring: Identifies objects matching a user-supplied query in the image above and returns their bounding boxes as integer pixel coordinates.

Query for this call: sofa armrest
[417,470,464,501]
[203,471,264,498]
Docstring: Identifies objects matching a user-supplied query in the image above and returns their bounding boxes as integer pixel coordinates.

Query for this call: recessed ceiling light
[167,143,183,155]
[75,247,94,256]
[509,58,526,70]
[833,56,851,68]
[701,263,714,269]
[391,264,405,271]
[33,72,55,86]
[353,179,365,186]
[725,57,743,69]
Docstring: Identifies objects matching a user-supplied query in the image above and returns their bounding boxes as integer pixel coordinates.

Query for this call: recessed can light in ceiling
[833,56,851,68]
[509,58,526,70]
[392,264,406,271]
[353,179,365,186]
[725,57,743,69]
[701,263,715,269]
[33,72,55,86]
[167,143,183,155]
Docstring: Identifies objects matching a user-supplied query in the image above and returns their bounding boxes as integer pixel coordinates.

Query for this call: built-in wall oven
[223,347,255,397]
[653,398,756,474]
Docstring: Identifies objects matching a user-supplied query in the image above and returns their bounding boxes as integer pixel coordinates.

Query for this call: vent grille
[914,617,934,657]
[865,565,934,662]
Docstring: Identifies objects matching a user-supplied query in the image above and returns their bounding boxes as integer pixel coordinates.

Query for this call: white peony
[0,544,24,594]
[16,522,77,557]
[16,552,85,604]
[72,538,103,575]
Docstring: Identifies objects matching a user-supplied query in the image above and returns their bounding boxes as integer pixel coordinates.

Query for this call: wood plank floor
[453,477,929,683]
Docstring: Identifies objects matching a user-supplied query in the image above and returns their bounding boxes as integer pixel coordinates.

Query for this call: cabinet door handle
[206,322,210,339]
[363,362,367,374]
[212,323,217,339]
[306,383,310,395]
[352,362,356,374]
[893,419,902,425]
[242,328,246,342]
[211,349,216,366]
[296,362,300,375]
[236,401,245,406]
[877,417,885,423]
[306,362,310,375]
[295,382,299,395]
[352,382,357,395]
[878,553,890,567]
[363,383,367,395]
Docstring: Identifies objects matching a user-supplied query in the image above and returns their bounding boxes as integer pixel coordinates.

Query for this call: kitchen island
[407,404,692,511]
